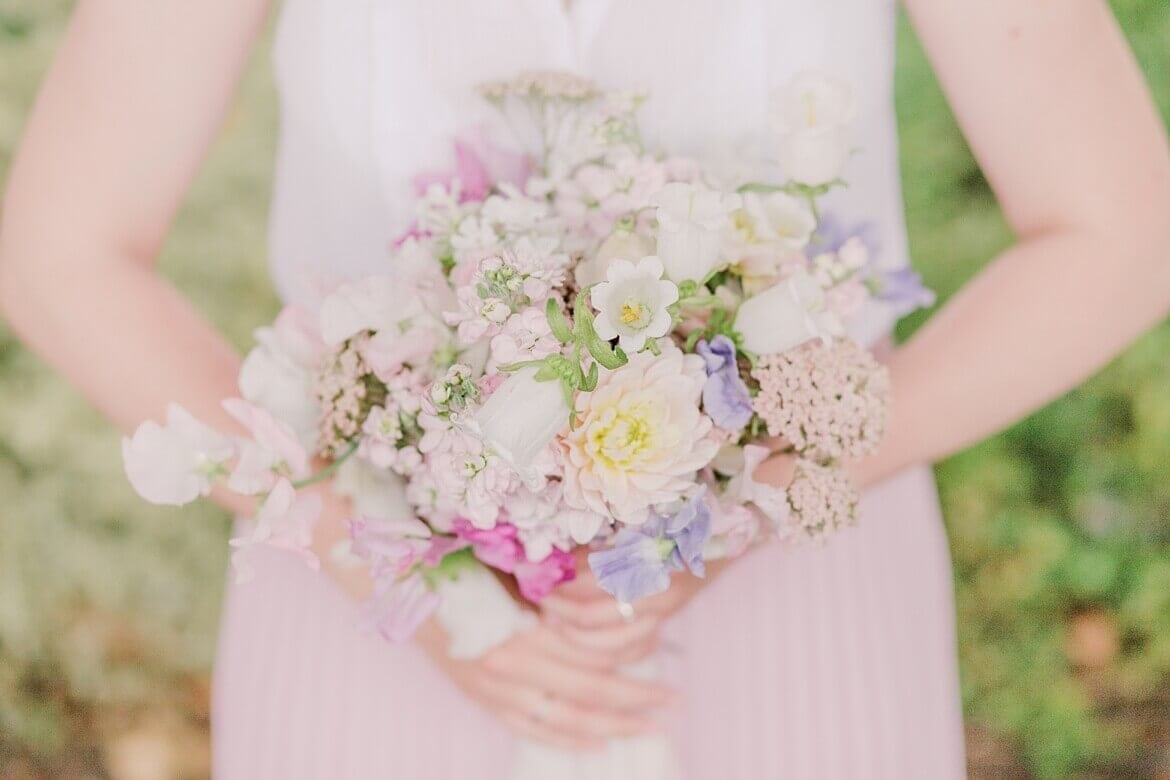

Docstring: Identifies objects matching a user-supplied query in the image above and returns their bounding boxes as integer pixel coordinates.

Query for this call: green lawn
[1,3,1168,777]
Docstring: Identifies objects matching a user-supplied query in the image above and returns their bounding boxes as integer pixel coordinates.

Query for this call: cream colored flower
[561,343,719,525]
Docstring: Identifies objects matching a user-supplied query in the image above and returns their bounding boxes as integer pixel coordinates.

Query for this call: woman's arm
[0,3,675,744]
[544,1,1170,633]
[855,0,1170,485]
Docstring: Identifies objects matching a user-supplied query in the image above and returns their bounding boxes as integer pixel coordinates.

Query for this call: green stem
[292,441,359,490]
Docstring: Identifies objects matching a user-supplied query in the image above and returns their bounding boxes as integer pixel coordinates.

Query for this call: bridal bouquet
[122,70,933,648]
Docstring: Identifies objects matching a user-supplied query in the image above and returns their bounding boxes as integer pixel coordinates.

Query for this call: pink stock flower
[122,404,235,506]
[229,478,322,583]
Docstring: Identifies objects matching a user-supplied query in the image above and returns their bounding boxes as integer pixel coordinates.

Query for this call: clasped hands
[416,451,798,750]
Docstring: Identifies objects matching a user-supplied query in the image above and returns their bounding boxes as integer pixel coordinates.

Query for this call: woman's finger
[548,615,662,655]
[541,592,646,630]
[524,654,677,711]
[497,708,606,753]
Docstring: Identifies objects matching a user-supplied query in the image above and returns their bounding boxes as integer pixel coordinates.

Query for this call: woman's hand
[414,618,676,752]
[539,551,726,657]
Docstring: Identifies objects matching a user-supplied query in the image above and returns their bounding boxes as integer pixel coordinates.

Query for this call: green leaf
[581,362,599,392]
[545,298,574,344]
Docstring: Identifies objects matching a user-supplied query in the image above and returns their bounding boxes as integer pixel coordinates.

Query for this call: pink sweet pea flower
[222,398,310,495]
[363,573,441,643]
[412,130,533,204]
[451,518,575,602]
[121,404,234,506]
[229,478,322,583]
[514,548,576,602]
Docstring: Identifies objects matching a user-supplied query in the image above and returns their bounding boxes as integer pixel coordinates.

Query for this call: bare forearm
[0,253,371,597]
[855,227,1170,486]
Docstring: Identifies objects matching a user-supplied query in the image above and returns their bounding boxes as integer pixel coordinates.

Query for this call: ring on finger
[530,692,555,723]
[616,601,636,624]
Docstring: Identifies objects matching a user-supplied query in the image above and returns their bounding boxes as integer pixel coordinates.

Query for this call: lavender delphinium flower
[696,335,753,431]
[809,213,882,258]
[868,267,936,318]
[588,491,712,604]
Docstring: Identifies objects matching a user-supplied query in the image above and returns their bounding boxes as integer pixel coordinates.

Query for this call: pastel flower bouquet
[122,71,934,655]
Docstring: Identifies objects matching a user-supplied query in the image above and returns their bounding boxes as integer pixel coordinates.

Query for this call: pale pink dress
[212,0,968,777]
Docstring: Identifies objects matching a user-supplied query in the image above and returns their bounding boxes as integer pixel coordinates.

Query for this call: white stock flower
[771,71,856,186]
[733,269,845,355]
[651,182,741,283]
[122,404,234,506]
[469,367,569,471]
[590,256,679,353]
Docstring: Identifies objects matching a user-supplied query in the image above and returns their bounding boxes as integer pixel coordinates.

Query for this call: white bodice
[268,0,909,325]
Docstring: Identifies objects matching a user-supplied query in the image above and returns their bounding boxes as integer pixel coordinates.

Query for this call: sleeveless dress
[212,1,968,777]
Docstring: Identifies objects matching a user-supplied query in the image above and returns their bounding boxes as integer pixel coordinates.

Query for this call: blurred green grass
[1,2,1169,778]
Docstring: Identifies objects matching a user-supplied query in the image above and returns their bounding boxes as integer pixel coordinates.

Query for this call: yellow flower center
[587,402,658,471]
[804,94,818,127]
[619,298,651,327]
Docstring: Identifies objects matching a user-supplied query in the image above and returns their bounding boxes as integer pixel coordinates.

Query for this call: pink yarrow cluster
[751,339,890,461]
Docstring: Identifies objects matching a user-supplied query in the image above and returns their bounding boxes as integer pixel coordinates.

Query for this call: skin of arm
[545,0,1170,632]
[0,1,676,745]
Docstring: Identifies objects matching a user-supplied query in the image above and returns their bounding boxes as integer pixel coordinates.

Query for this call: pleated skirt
[212,464,966,779]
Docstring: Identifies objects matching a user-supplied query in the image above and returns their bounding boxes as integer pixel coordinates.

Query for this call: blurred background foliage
[0,1,1167,778]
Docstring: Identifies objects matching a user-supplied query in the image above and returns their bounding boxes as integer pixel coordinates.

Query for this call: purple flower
[696,336,753,431]
[588,492,712,603]
[809,213,882,259]
[869,267,936,317]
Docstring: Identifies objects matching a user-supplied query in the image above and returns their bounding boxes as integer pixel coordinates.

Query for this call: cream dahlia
[561,342,719,525]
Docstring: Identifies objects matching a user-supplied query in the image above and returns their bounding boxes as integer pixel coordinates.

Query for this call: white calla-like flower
[469,367,568,470]
[770,72,857,186]
[651,182,741,283]
[590,256,679,353]
[733,269,845,355]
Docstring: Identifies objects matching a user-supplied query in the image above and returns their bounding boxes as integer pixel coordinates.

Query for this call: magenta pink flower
[451,517,575,602]
[514,548,576,602]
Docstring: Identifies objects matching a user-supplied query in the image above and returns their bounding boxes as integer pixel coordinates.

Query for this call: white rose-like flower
[590,256,679,353]
[561,343,719,525]
[735,191,816,251]
[733,269,845,355]
[469,367,568,470]
[770,71,856,186]
[575,227,655,289]
[651,182,741,283]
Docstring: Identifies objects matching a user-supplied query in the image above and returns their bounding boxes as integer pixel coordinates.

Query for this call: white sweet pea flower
[771,71,857,186]
[651,182,741,283]
[122,404,234,506]
[590,256,679,353]
[238,306,324,449]
[733,269,845,355]
[468,367,568,470]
